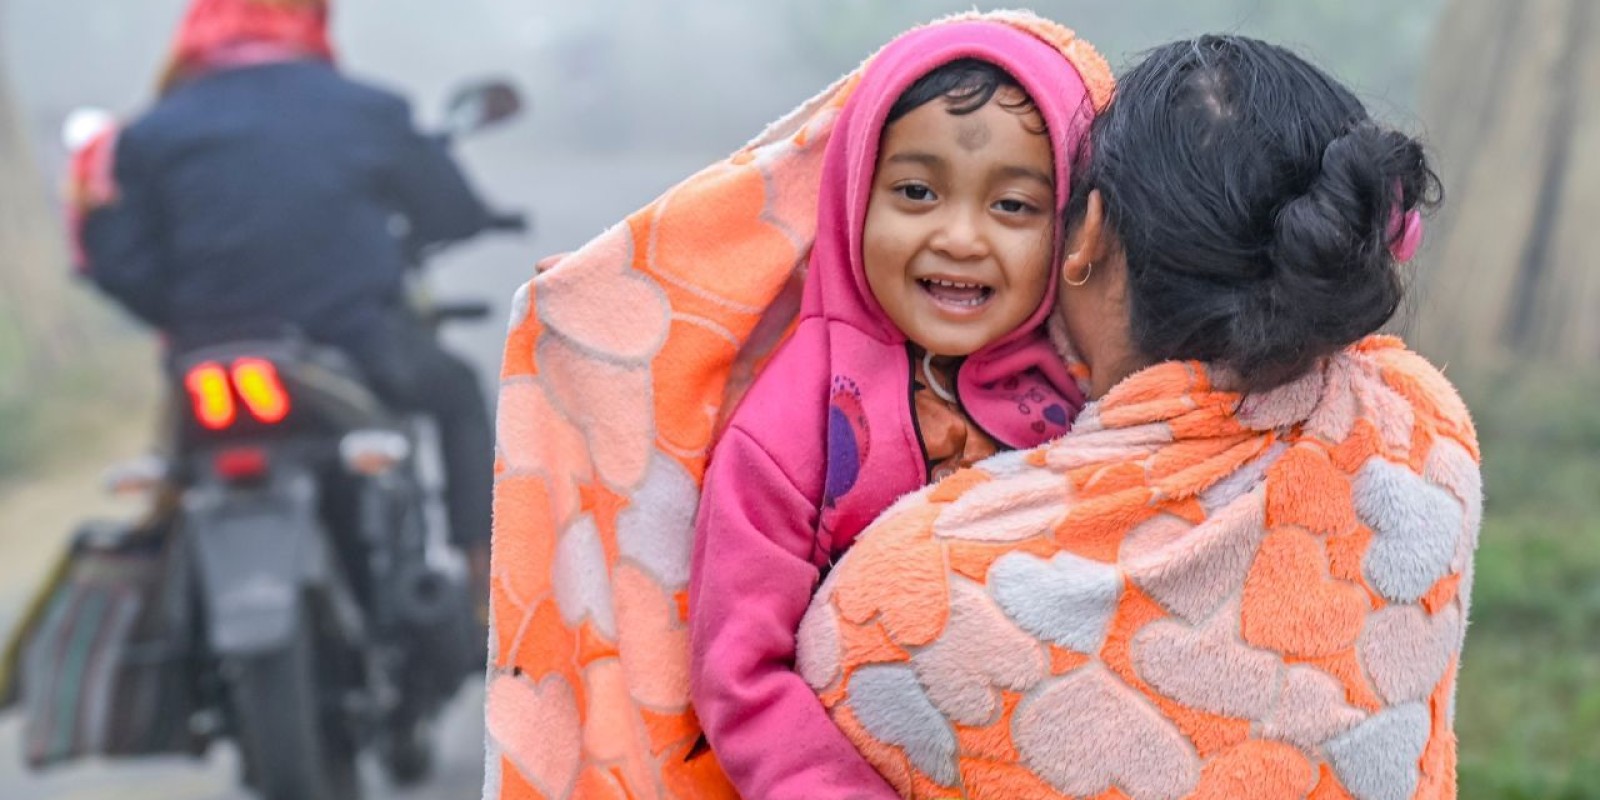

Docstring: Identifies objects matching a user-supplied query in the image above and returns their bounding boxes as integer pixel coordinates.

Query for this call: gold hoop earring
[1066,262,1093,287]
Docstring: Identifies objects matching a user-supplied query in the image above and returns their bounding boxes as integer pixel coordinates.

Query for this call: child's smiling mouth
[917,277,995,311]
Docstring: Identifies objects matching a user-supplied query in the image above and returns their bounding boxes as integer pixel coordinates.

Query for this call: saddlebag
[14,520,203,767]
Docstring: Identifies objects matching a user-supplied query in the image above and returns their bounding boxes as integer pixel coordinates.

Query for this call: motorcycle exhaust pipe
[392,565,460,627]
[391,564,478,683]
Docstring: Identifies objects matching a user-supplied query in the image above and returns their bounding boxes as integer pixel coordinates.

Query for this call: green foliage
[1455,368,1600,798]
[0,334,156,482]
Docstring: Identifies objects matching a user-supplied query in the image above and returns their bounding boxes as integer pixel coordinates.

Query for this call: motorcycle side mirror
[442,79,524,139]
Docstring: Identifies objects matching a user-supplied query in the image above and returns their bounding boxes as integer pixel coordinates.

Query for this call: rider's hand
[535,252,571,275]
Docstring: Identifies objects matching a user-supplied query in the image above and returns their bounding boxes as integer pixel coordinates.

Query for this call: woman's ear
[1062,190,1109,285]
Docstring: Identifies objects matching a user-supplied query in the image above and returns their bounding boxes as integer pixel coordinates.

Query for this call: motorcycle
[14,77,528,800]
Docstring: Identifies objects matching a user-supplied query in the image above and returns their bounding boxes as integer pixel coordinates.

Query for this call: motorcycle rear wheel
[228,615,361,800]
[381,712,436,786]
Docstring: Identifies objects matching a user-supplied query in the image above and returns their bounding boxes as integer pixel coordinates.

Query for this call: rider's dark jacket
[84,59,491,349]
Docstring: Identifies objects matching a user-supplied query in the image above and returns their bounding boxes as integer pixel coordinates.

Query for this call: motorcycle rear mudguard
[184,468,362,657]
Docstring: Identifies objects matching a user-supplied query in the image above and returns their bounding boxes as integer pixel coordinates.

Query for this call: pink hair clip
[1386,184,1424,263]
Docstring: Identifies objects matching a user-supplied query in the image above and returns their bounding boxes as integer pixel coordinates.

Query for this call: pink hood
[768,20,1098,547]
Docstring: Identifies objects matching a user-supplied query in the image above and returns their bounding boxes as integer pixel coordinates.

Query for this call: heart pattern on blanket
[1423,438,1483,573]
[1353,370,1416,455]
[1190,740,1317,799]
[1237,368,1324,431]
[1131,602,1283,719]
[1013,666,1201,799]
[1126,492,1269,624]
[486,673,582,800]
[1260,666,1368,752]
[614,563,692,710]
[1324,703,1430,800]
[539,335,657,492]
[551,515,617,640]
[911,580,1047,726]
[832,504,951,647]
[615,452,699,590]
[990,550,1123,654]
[1241,528,1370,658]
[538,223,671,365]
[1044,423,1174,471]
[752,120,831,246]
[496,380,593,528]
[649,163,807,313]
[934,470,1072,543]
[1355,458,1465,604]
[1266,443,1358,536]
[797,597,843,691]
[846,664,961,787]
[1359,604,1463,706]
[580,659,660,791]
[1304,356,1360,445]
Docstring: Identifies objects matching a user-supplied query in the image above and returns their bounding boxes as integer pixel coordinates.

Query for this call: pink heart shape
[911,580,1046,725]
[1013,666,1200,799]
[486,673,581,799]
[1237,368,1325,431]
[496,380,593,528]
[1131,601,1283,720]
[1359,604,1463,705]
[614,563,692,710]
[1354,368,1417,453]
[797,594,842,691]
[1044,424,1174,470]
[934,470,1072,543]
[540,336,655,492]
[537,224,672,365]
[1259,666,1367,752]
[579,659,660,792]
[1423,438,1483,574]
[1125,493,1269,624]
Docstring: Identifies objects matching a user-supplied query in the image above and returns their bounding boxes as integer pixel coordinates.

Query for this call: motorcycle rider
[77,0,498,614]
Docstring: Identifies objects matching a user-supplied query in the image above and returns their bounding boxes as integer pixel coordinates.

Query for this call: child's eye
[994,198,1039,215]
[896,183,936,202]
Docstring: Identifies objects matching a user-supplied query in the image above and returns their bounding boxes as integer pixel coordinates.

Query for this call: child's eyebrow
[995,165,1053,188]
[885,151,943,169]
[884,153,1051,190]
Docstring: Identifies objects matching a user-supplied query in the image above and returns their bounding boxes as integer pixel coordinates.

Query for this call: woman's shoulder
[1350,335,1479,456]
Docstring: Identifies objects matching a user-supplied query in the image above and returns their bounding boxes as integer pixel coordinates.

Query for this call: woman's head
[1058,35,1440,396]
[864,60,1057,357]
[159,0,334,94]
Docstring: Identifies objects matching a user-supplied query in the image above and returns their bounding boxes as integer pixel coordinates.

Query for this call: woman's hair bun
[1073,35,1441,392]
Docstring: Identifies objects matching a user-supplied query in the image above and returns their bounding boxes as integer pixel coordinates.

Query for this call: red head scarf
[159,0,334,94]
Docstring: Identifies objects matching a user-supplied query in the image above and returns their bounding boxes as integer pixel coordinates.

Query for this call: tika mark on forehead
[957,119,992,152]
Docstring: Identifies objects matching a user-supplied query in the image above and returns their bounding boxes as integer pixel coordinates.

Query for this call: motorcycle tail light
[185,362,236,430]
[214,447,270,481]
[230,358,291,424]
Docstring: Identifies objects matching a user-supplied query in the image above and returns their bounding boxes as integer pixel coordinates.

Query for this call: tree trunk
[1413,0,1600,367]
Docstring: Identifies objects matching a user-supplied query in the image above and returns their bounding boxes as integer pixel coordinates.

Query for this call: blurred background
[1,0,1594,798]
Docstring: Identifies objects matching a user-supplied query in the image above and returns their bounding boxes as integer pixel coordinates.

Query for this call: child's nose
[930,209,990,260]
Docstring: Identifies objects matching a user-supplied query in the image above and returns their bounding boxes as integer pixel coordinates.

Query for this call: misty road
[0,146,718,800]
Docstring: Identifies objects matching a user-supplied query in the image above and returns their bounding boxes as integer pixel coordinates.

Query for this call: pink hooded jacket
[688,21,1101,800]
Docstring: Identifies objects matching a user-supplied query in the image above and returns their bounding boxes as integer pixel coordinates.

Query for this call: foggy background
[4,1,1596,799]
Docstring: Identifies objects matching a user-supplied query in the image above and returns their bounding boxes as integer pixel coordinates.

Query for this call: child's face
[863,88,1055,357]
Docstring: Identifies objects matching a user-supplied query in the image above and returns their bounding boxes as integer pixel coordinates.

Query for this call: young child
[688,20,1108,799]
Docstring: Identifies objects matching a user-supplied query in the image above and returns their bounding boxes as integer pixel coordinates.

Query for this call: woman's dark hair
[886,58,1042,130]
[1068,35,1441,392]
